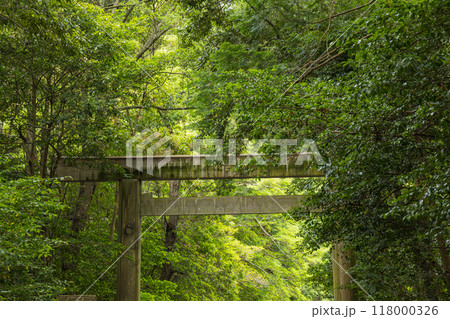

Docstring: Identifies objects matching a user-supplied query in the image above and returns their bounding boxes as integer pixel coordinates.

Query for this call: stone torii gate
[56,154,354,301]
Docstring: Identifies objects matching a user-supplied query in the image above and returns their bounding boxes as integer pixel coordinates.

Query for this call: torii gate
[56,154,354,301]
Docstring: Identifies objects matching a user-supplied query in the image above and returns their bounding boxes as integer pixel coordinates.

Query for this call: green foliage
[140,212,319,300]
[0,0,151,175]
[295,0,449,300]
[0,178,67,300]
[56,182,123,300]
[186,0,449,300]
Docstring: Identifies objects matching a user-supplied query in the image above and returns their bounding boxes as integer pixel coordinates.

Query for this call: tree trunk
[71,182,97,233]
[24,82,38,176]
[62,182,97,272]
[437,234,450,294]
[109,184,119,242]
[160,180,180,281]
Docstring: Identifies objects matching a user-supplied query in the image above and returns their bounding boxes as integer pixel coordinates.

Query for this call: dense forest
[0,0,448,301]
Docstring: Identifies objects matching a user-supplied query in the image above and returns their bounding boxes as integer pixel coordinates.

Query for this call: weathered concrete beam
[141,195,308,216]
[56,154,325,182]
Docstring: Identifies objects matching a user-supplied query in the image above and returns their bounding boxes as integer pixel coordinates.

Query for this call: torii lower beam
[141,195,308,216]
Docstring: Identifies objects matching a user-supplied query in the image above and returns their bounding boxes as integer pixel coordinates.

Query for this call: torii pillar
[117,179,141,301]
[332,243,356,301]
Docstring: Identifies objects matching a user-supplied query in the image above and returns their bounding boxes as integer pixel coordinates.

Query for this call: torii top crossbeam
[56,153,325,182]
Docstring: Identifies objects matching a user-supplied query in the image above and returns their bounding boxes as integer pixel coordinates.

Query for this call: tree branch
[122,4,136,23]
[294,33,372,83]
[313,0,377,24]
[244,0,281,39]
[119,105,193,111]
[102,4,130,9]
[294,51,345,84]
[136,24,172,60]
